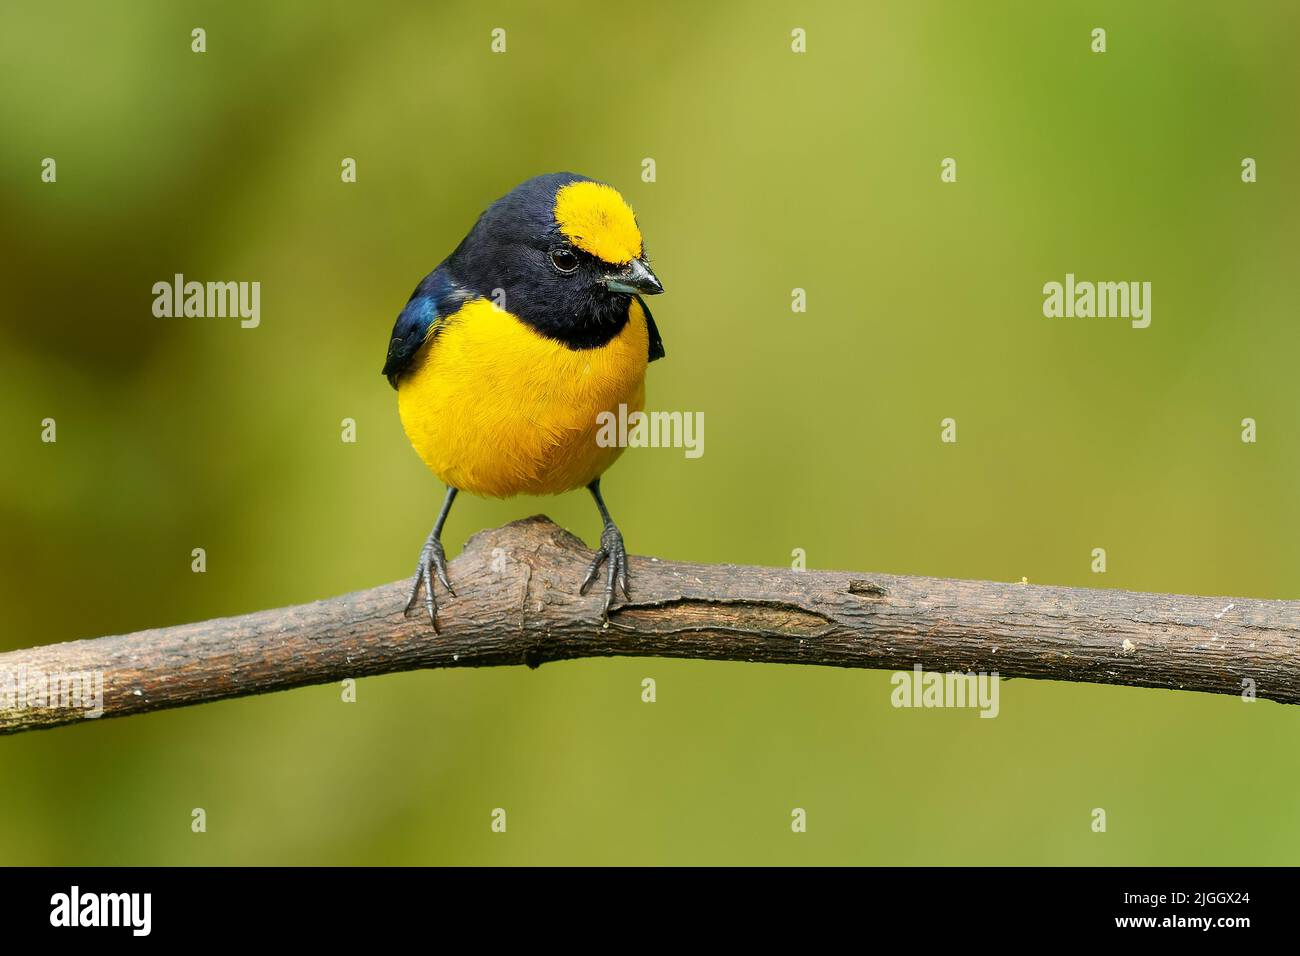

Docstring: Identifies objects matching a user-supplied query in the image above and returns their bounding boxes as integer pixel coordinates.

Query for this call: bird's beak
[603,257,664,295]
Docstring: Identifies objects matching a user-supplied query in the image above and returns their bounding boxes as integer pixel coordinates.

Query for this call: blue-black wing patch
[382,266,468,388]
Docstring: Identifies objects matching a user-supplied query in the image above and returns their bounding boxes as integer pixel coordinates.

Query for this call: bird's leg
[579,478,631,622]
[404,485,458,632]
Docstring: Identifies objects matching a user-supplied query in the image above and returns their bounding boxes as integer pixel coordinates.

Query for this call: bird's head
[450,173,664,349]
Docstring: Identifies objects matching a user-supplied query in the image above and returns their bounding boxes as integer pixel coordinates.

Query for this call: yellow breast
[397,297,649,497]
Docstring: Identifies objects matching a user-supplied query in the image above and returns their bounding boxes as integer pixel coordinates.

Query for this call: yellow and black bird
[383,173,665,628]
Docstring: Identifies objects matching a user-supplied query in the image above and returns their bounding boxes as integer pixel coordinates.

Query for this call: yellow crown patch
[554,181,643,265]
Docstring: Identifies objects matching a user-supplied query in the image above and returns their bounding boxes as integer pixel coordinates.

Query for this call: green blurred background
[2,0,1299,865]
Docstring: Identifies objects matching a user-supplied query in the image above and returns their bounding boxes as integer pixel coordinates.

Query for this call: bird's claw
[580,522,631,622]
[404,537,453,632]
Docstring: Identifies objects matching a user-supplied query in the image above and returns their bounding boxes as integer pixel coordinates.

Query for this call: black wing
[637,294,665,362]
[382,265,468,388]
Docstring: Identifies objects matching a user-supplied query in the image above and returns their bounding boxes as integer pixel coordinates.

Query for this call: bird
[382,172,666,630]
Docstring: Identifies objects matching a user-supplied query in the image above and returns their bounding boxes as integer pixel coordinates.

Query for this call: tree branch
[2,516,1296,734]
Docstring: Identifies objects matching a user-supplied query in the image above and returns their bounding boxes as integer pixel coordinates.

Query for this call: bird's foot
[404,536,455,632]
[580,521,631,623]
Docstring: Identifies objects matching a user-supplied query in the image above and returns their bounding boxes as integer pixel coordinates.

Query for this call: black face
[446,173,657,351]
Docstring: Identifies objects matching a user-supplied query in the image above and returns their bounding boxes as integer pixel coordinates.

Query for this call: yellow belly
[397,297,649,497]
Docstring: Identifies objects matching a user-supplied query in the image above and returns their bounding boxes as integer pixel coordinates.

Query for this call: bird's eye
[550,248,579,274]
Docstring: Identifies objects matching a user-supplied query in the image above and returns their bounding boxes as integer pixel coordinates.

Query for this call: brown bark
[1,516,1295,734]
